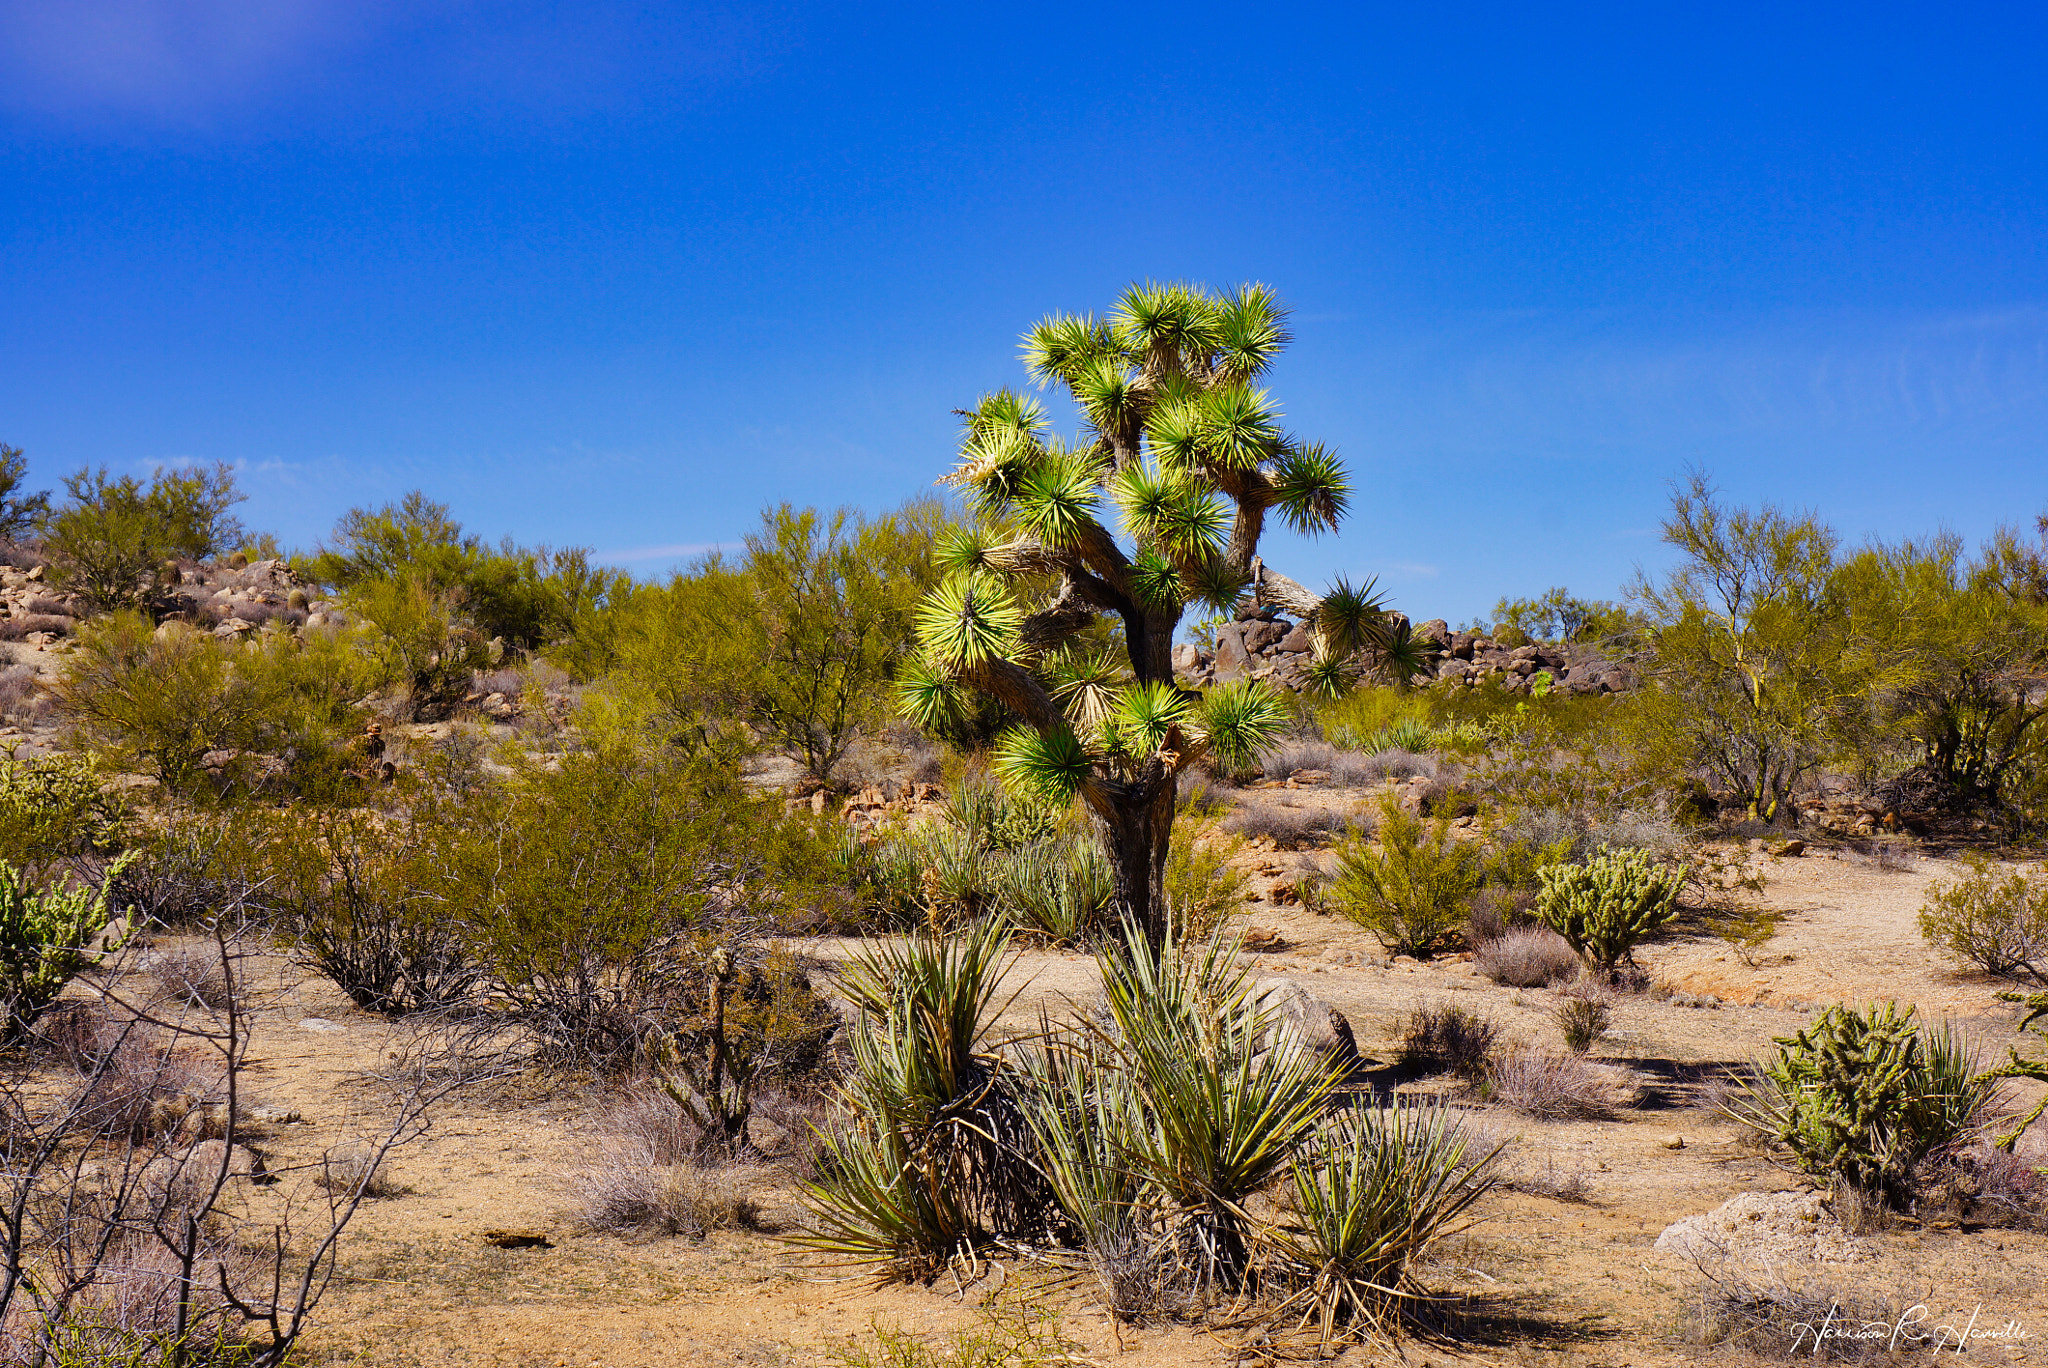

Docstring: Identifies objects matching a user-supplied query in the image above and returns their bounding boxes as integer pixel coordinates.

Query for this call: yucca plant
[799,920,1046,1279]
[1277,1101,1503,1345]
[995,833,1115,945]
[897,282,1392,950]
[1094,926,1341,1291]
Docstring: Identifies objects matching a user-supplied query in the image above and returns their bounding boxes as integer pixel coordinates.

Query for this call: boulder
[1277,623,1313,653]
[1171,642,1201,673]
[1413,618,1449,650]
[1213,622,1251,678]
[1240,619,1287,653]
[1653,1190,1871,1266]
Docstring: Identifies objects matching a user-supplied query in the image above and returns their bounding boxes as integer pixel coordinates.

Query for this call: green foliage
[1326,797,1482,958]
[52,613,374,796]
[1721,1002,1999,1204]
[745,502,946,781]
[587,500,943,782]
[230,803,478,1015]
[1276,1102,1501,1344]
[651,941,838,1154]
[1488,586,1643,646]
[799,919,1035,1280]
[912,282,1377,948]
[1533,845,1682,971]
[1628,473,1869,824]
[1162,817,1247,945]
[829,1302,1082,1368]
[1917,857,2048,985]
[0,855,133,1044]
[1094,930,1340,1291]
[44,463,247,612]
[0,752,129,878]
[346,573,495,720]
[1985,991,2048,1150]
[1834,528,2048,823]
[0,442,51,542]
[307,490,618,652]
[441,746,841,1067]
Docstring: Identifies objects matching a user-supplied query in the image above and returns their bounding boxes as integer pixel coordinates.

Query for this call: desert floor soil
[119,819,2048,1368]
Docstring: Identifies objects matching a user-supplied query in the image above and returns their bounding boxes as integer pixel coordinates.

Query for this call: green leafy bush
[0,855,132,1043]
[1534,845,1682,972]
[1326,797,1482,959]
[44,463,246,612]
[1720,1001,1999,1205]
[1918,858,2048,985]
[233,804,479,1015]
[52,614,375,796]
[443,748,840,1068]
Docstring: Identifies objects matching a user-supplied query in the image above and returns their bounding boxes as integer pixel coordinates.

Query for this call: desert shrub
[1533,844,1682,973]
[1221,801,1345,850]
[0,665,36,721]
[0,615,74,641]
[1091,932,1339,1292]
[1162,817,1247,944]
[1484,1048,1622,1121]
[0,444,49,542]
[62,1017,222,1141]
[346,574,495,721]
[51,614,375,796]
[648,940,840,1154]
[110,814,260,931]
[995,832,1114,946]
[830,1302,1082,1368]
[1917,857,2048,985]
[1326,797,1482,959]
[1316,686,1432,753]
[1678,1264,1927,1363]
[1553,982,1613,1054]
[234,804,477,1016]
[0,752,128,879]
[0,856,133,1045]
[1720,1002,2000,1206]
[1399,1003,1497,1079]
[147,941,233,1011]
[43,463,247,613]
[1474,926,1580,989]
[1359,748,1435,782]
[445,748,845,1068]
[1949,1140,2048,1231]
[1276,1100,1502,1341]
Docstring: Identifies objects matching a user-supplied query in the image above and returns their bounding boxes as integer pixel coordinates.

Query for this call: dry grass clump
[1399,1003,1498,1079]
[314,1142,409,1199]
[563,1089,766,1236]
[0,614,73,640]
[1221,801,1347,849]
[1484,1048,1625,1121]
[148,941,235,1011]
[1474,926,1580,988]
[1677,1261,1928,1362]
[42,1005,225,1142]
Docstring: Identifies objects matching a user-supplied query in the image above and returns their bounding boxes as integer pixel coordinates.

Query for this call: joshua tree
[899,282,1386,950]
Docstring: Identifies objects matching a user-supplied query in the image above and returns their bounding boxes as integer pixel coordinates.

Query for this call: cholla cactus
[1725,1001,1998,1202]
[898,283,1387,949]
[1534,844,1682,971]
[0,853,133,1043]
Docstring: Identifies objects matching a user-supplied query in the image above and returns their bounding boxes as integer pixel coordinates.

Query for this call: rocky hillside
[1173,606,1639,696]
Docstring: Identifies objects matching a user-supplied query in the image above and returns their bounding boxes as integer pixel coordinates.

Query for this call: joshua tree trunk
[1085,767,1177,951]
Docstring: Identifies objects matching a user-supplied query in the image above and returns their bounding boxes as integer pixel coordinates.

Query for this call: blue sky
[2,2,2043,625]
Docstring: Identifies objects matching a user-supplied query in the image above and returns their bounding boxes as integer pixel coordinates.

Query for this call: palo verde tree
[898,282,1386,950]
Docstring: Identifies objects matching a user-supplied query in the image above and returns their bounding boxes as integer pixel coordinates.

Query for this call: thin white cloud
[0,1,389,118]
[1384,560,1440,578]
